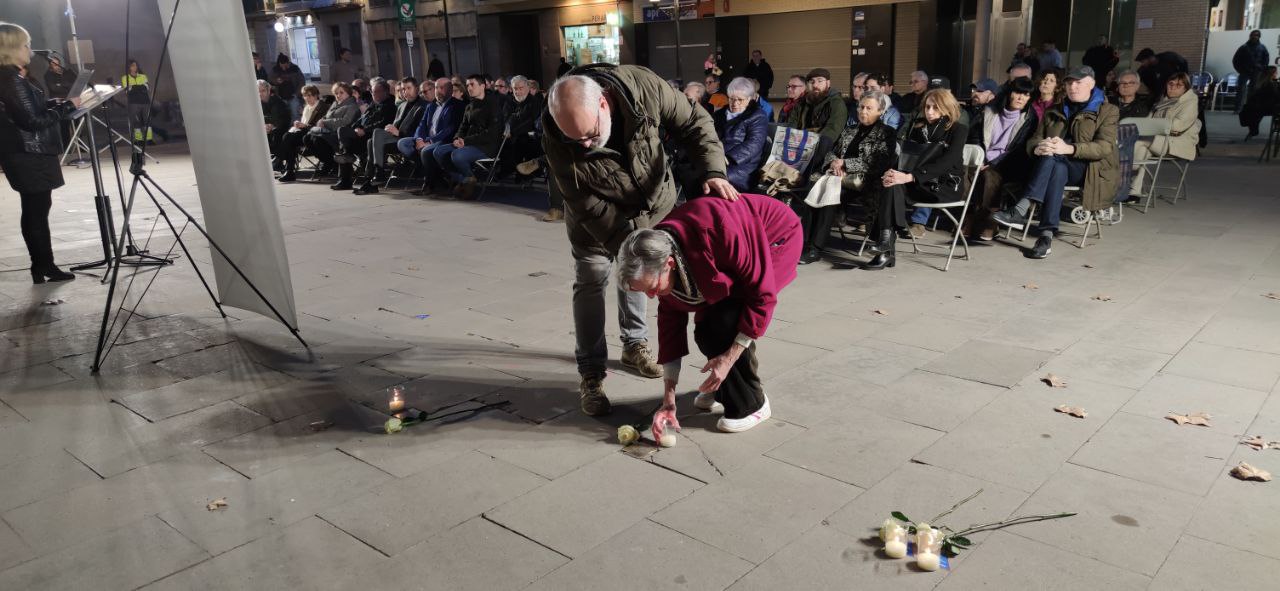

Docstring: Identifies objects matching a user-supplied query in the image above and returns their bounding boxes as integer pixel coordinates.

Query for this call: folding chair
[473,136,508,202]
[1259,108,1280,163]
[1213,74,1240,111]
[1124,117,1173,212]
[902,144,984,271]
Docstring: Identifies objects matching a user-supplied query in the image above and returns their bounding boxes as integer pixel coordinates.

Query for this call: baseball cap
[1063,66,1096,81]
[806,68,831,82]
[928,75,951,90]
[971,78,999,93]
[1135,48,1155,61]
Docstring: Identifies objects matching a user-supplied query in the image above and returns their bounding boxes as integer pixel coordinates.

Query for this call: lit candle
[388,386,405,412]
[882,523,908,558]
[914,524,943,571]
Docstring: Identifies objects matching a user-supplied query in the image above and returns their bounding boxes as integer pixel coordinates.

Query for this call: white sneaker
[716,396,771,433]
[693,391,724,414]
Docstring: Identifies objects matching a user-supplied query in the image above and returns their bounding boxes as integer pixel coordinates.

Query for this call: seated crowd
[259,43,1202,263]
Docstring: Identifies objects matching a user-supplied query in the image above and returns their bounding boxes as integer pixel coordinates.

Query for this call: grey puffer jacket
[312,96,359,134]
[0,65,74,156]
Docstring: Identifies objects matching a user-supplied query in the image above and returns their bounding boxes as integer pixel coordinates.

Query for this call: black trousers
[694,298,765,420]
[20,190,54,269]
[791,199,839,251]
[306,133,338,167]
[277,131,307,169]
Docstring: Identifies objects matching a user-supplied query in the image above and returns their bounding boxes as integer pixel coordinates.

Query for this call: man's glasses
[786,83,805,89]
[560,110,603,146]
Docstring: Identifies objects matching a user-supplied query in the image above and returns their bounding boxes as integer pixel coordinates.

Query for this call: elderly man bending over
[617,194,802,438]
[542,65,734,417]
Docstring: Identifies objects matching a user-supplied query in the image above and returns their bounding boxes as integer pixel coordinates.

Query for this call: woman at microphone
[0,22,77,283]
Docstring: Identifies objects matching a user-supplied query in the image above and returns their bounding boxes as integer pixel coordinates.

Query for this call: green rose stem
[946,513,1078,538]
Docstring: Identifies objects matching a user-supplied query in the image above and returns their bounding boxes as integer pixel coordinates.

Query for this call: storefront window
[562,24,620,67]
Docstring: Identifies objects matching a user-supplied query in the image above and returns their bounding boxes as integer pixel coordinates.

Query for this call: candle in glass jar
[388,387,405,412]
[882,523,908,558]
[884,539,907,558]
[917,551,940,571]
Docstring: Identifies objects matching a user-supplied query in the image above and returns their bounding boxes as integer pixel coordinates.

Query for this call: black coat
[0,66,73,192]
[967,105,1038,182]
[43,67,78,99]
[1082,45,1120,84]
[712,101,769,191]
[456,91,503,155]
[1138,52,1188,99]
[503,93,544,139]
[262,95,291,130]
[743,59,775,98]
[902,119,968,201]
[1233,40,1271,82]
[354,97,396,133]
[391,97,428,137]
[1109,94,1152,120]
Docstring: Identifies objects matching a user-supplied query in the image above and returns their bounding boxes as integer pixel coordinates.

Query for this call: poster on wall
[154,0,299,330]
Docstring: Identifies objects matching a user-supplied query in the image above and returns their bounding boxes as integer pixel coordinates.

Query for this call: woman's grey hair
[548,74,603,117]
[859,90,891,115]
[726,77,755,99]
[256,79,272,92]
[616,229,674,286]
[684,81,706,94]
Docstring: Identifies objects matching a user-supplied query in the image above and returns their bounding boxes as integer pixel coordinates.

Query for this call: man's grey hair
[510,75,529,87]
[912,70,928,81]
[616,229,674,285]
[726,77,755,99]
[548,74,603,116]
[1009,64,1033,78]
[684,81,706,93]
[371,76,386,87]
[256,79,271,92]
[859,90,891,115]
[1116,69,1139,81]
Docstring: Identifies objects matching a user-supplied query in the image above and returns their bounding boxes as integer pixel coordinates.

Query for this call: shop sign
[398,0,415,31]
[641,0,714,23]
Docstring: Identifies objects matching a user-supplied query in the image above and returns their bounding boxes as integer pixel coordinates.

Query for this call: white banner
[155,0,298,330]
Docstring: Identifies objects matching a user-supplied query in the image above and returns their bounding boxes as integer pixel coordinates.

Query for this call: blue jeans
[432,143,487,183]
[909,207,931,225]
[396,136,418,157]
[1023,155,1086,234]
[570,242,648,377]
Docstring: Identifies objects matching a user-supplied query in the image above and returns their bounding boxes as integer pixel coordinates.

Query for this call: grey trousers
[572,242,648,377]
[368,128,398,169]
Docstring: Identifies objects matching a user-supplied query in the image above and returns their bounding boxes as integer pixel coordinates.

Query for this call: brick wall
[893,2,919,88]
[1132,0,1210,71]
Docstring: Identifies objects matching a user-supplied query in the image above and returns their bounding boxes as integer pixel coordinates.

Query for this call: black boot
[864,230,896,270]
[32,264,74,284]
[798,248,822,265]
[331,164,354,190]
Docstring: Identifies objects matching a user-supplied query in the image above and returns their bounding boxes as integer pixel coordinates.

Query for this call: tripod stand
[92,0,306,372]
[92,155,307,372]
[68,87,171,276]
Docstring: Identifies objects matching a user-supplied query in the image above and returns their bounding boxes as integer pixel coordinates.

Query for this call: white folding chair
[1124,117,1172,213]
[905,144,984,271]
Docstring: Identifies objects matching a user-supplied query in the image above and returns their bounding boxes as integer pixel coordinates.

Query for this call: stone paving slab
[651,456,862,564]
[0,517,208,591]
[1184,444,1280,561]
[0,519,33,572]
[0,449,101,513]
[765,409,943,488]
[526,519,753,591]
[1069,411,1241,496]
[487,453,702,558]
[140,517,389,591]
[320,451,546,556]
[365,517,568,591]
[1150,535,1280,591]
[920,339,1053,388]
[1163,342,1280,393]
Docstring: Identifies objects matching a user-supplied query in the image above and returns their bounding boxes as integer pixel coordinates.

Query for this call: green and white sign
[398,0,415,31]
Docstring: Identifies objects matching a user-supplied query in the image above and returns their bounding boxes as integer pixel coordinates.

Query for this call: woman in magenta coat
[616,194,802,438]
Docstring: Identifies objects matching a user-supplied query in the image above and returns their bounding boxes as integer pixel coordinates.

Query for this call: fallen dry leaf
[206,498,229,511]
[1022,283,1039,290]
[1230,462,1272,482]
[1241,436,1280,451]
[1166,412,1212,427]
[1054,405,1087,418]
[1081,264,1095,269]
[1042,373,1067,388]
[873,309,889,316]
[1091,294,1113,302]
[308,420,334,432]
[1265,293,1280,300]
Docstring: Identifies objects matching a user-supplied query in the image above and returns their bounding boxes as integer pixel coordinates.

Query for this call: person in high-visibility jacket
[122,58,153,143]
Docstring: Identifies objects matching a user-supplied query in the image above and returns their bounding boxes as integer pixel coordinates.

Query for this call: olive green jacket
[542,64,727,256]
[1028,94,1120,211]
[785,89,847,142]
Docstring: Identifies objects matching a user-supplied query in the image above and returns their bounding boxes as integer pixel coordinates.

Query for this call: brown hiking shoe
[540,208,564,222]
[579,375,612,416]
[516,159,540,176]
[621,340,662,379]
[909,223,927,238]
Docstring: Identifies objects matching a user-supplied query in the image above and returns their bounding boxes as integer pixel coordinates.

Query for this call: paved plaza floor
[0,114,1278,589]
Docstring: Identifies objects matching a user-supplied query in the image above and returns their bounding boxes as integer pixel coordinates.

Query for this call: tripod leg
[137,178,225,318]
[140,173,305,347]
